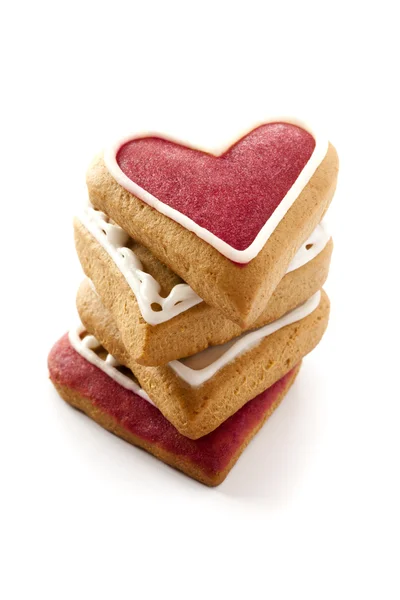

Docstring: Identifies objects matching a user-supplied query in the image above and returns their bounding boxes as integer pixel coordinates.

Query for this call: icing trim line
[79,206,202,325]
[169,291,321,387]
[68,326,154,405]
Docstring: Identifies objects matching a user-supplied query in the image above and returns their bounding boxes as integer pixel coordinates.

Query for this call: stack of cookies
[48,120,338,486]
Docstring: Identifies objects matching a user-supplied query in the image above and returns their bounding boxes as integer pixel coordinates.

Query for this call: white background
[1,1,399,598]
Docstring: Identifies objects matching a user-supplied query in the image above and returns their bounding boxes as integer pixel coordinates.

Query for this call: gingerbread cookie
[87,120,338,326]
[76,280,330,439]
[75,204,333,365]
[48,333,301,486]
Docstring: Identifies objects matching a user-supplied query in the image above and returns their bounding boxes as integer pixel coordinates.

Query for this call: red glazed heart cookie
[105,120,327,262]
[112,123,318,256]
[88,118,338,326]
[48,332,301,486]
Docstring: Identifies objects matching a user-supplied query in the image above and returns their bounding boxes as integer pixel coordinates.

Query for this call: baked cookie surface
[77,282,330,439]
[48,333,300,486]
[75,207,333,365]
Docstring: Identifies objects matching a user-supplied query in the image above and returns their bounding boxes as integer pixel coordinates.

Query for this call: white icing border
[80,205,330,326]
[68,325,154,405]
[286,221,330,273]
[104,118,329,263]
[169,291,321,387]
[79,205,202,326]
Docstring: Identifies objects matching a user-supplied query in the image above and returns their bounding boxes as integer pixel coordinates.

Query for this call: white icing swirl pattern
[79,205,202,326]
[68,326,154,405]
[79,205,330,327]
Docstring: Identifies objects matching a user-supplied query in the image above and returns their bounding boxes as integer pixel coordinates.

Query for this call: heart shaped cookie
[105,120,327,262]
[88,119,338,326]
[48,332,301,486]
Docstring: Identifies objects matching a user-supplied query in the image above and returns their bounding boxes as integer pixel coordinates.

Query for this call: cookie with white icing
[48,332,301,486]
[87,120,338,326]
[74,206,333,365]
[77,280,330,439]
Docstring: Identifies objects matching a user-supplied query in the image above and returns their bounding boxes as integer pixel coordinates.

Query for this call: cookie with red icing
[87,119,338,326]
[75,210,333,365]
[76,279,330,439]
[48,333,301,486]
